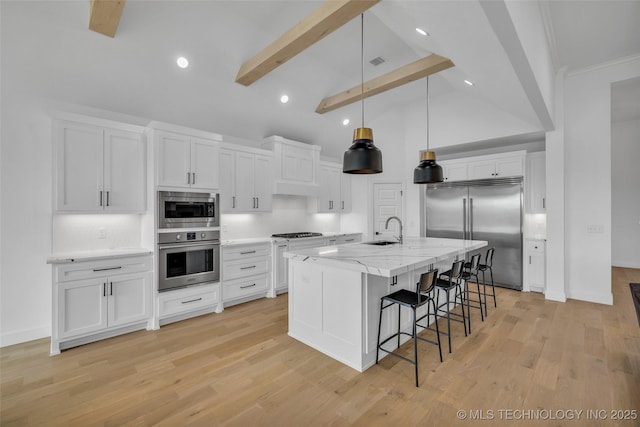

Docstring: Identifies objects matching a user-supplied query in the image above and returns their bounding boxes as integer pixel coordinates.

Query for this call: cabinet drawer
[526,240,545,254]
[56,255,152,282]
[223,256,270,280]
[223,274,269,301]
[223,244,271,261]
[159,283,220,318]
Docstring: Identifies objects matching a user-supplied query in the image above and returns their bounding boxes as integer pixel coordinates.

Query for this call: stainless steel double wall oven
[157,191,220,292]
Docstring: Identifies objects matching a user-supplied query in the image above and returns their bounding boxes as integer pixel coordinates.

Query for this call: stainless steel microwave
[158,191,219,229]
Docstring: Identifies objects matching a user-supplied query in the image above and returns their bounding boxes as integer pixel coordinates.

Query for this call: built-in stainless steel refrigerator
[423,177,523,290]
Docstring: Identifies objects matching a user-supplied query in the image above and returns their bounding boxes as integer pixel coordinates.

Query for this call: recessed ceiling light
[416,28,429,36]
[343,119,350,126]
[464,79,474,86]
[280,94,289,104]
[176,57,189,69]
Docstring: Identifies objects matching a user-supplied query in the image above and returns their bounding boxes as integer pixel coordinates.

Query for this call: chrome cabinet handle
[187,172,191,184]
[93,266,122,272]
[240,265,257,270]
[240,283,256,289]
[278,244,287,248]
[109,282,113,296]
[240,250,256,255]
[232,196,235,209]
[256,197,259,209]
[103,283,106,297]
[182,297,203,304]
[99,190,103,207]
[542,198,546,209]
[469,198,474,240]
[345,239,355,242]
[106,191,109,207]
[342,201,345,210]
[192,172,196,185]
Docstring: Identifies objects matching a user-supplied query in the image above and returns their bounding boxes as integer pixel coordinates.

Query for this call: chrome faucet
[385,216,403,244]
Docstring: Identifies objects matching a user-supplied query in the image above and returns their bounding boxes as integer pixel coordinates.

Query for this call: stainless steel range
[158,230,220,292]
[271,232,323,238]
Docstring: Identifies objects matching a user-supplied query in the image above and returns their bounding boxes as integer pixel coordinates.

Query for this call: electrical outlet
[97,227,107,239]
[586,224,604,233]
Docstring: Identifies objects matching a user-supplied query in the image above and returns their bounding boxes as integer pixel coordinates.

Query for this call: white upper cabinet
[262,135,321,196]
[220,144,273,213]
[154,128,220,191]
[526,152,546,213]
[438,151,525,183]
[54,117,145,213]
[340,172,352,213]
[441,161,468,182]
[309,161,352,213]
[468,154,524,180]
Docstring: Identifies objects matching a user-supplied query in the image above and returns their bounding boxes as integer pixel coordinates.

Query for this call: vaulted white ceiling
[1,1,638,158]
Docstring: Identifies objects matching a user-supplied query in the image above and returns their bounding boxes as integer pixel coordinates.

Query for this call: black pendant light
[343,13,382,174]
[413,76,443,183]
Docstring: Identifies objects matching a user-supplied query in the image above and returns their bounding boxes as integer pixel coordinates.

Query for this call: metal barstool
[434,260,467,353]
[376,270,443,387]
[476,247,496,316]
[460,253,484,332]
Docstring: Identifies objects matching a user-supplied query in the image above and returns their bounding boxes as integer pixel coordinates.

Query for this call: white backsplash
[52,214,143,253]
[221,195,341,240]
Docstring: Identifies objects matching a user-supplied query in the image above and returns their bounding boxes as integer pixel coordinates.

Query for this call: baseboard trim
[544,290,566,302]
[0,326,50,348]
[566,289,613,306]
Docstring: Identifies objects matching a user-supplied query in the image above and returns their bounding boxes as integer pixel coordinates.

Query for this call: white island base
[285,237,487,372]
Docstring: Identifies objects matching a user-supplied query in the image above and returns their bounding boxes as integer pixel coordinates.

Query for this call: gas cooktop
[271,232,324,239]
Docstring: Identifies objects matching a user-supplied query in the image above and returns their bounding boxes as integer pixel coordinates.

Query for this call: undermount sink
[363,240,399,246]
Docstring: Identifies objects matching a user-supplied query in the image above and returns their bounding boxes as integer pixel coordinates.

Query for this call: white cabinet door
[55,121,104,211]
[108,272,151,328]
[103,129,145,212]
[219,148,236,213]
[253,154,273,212]
[468,159,496,180]
[525,240,545,291]
[234,151,255,211]
[274,242,289,291]
[340,173,352,212]
[157,131,191,188]
[318,164,341,212]
[527,152,546,213]
[58,278,108,339]
[190,137,219,190]
[495,156,524,178]
[444,163,468,182]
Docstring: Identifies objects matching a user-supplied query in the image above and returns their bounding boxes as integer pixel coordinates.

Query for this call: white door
[219,149,236,212]
[373,183,403,240]
[108,272,151,328]
[55,121,104,211]
[340,173,352,212]
[468,159,496,179]
[234,152,255,211]
[103,129,145,212]
[253,154,273,212]
[157,131,190,188]
[58,278,108,339]
[191,137,219,190]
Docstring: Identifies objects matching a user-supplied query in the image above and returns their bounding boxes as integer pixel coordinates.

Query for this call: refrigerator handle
[463,198,467,240]
[470,198,474,240]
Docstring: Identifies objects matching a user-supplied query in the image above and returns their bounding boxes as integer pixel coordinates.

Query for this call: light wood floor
[2,268,640,426]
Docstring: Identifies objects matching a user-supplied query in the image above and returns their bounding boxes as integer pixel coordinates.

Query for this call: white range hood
[262,135,321,197]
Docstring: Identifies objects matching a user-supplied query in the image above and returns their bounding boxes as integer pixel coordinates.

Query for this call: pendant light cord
[426,76,430,151]
[361,13,365,129]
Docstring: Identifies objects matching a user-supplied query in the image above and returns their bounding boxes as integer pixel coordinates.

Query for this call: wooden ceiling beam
[89,0,126,38]
[315,54,455,114]
[235,0,380,86]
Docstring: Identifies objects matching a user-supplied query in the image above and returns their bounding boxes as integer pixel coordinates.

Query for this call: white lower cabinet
[51,255,153,355]
[158,282,221,325]
[272,234,362,295]
[525,239,546,292]
[222,242,271,306]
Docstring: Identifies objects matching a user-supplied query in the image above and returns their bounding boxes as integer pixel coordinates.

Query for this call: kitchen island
[284,237,487,371]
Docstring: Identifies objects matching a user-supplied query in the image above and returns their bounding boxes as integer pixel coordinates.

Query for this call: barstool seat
[376,270,443,387]
[433,260,467,353]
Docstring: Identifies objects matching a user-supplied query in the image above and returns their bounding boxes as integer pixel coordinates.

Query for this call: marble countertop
[284,237,487,277]
[47,248,153,264]
[222,232,362,245]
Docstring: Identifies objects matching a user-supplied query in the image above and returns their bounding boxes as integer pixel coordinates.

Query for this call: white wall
[0,91,53,346]
[563,56,640,304]
[611,118,640,268]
